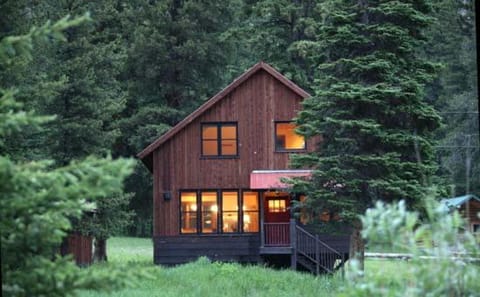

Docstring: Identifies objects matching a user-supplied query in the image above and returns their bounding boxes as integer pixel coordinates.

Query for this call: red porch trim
[250,170,312,189]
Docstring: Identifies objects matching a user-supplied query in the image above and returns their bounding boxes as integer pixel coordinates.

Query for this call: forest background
[1,0,478,238]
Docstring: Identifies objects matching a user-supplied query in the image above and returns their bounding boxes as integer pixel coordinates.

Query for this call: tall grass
[79,237,342,297]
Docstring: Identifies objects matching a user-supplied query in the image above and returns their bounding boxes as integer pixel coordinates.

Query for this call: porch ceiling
[250,170,312,189]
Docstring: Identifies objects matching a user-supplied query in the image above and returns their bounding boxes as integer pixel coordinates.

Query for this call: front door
[264,196,290,223]
[264,194,290,246]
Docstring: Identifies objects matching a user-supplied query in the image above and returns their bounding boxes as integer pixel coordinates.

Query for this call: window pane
[221,125,236,139]
[275,122,305,150]
[222,192,238,233]
[243,212,259,232]
[243,192,259,210]
[222,192,238,211]
[243,192,259,232]
[202,126,218,139]
[201,192,217,233]
[202,140,218,155]
[180,192,197,233]
[221,140,237,155]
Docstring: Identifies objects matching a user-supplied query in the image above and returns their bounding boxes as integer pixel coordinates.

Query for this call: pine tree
[118,0,239,235]
[233,0,321,89]
[291,0,442,268]
[2,1,138,259]
[0,16,136,296]
[425,0,479,196]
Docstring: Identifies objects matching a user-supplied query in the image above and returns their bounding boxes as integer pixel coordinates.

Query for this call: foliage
[341,198,480,296]
[290,0,441,226]
[80,248,341,297]
[77,193,135,240]
[232,0,321,89]
[0,16,138,296]
[425,0,479,196]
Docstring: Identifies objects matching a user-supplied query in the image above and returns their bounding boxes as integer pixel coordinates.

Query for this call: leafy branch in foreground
[1,15,145,297]
[342,197,479,296]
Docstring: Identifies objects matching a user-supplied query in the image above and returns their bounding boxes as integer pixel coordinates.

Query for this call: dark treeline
[1,0,477,237]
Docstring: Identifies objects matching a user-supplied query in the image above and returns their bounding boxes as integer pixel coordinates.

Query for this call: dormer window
[201,123,238,157]
[275,122,305,151]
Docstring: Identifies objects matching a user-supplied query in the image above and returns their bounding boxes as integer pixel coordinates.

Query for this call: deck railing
[263,222,290,246]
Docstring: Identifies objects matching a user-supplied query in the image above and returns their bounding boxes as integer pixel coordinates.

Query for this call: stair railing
[295,224,345,275]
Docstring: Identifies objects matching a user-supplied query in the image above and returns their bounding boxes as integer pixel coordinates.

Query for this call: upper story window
[201,123,238,157]
[275,122,305,151]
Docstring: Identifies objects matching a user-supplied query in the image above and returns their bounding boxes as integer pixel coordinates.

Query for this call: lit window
[202,123,237,157]
[275,122,305,151]
[180,192,197,233]
[268,199,287,213]
[180,190,260,234]
[243,192,259,232]
[201,192,218,233]
[222,192,238,233]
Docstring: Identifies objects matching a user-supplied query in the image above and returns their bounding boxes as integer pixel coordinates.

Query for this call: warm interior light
[190,203,197,211]
[243,214,251,224]
[211,204,218,212]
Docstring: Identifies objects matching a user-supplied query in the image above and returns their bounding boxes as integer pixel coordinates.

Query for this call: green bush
[341,198,480,296]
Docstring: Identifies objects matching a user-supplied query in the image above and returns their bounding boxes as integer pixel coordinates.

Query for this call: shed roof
[137,61,310,169]
[439,194,480,212]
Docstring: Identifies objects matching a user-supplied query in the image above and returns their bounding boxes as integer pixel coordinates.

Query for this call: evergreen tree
[425,0,479,196]
[118,0,239,235]
[2,0,138,258]
[233,0,321,89]
[0,16,137,296]
[291,0,442,268]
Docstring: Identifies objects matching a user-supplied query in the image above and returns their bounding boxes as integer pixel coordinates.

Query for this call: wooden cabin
[138,62,349,274]
[440,194,480,234]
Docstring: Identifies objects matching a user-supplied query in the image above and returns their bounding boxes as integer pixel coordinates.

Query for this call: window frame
[201,122,239,158]
[179,191,199,234]
[274,121,306,152]
[179,189,260,235]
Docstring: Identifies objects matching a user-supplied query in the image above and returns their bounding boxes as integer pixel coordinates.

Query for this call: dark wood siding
[153,70,316,236]
[460,200,480,224]
[60,233,93,266]
[154,234,261,265]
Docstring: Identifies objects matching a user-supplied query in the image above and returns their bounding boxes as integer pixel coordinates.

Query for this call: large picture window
[201,123,238,157]
[275,122,305,151]
[180,190,259,234]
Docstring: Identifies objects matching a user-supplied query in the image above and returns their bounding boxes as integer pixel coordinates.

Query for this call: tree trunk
[93,238,108,262]
[349,221,365,271]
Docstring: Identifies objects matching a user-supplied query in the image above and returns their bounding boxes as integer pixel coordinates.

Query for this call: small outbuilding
[440,194,480,233]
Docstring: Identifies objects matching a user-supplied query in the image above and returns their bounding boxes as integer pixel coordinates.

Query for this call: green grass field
[79,237,409,297]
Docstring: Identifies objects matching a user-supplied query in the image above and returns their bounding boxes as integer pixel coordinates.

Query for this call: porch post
[260,218,265,248]
[290,218,297,270]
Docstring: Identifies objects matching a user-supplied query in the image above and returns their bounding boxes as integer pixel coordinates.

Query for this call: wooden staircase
[260,219,349,275]
[293,224,347,275]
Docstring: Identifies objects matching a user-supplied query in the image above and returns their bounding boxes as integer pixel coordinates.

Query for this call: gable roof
[137,61,310,167]
[439,194,480,213]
